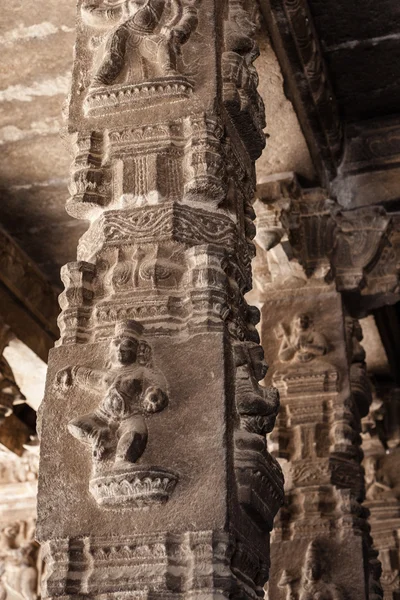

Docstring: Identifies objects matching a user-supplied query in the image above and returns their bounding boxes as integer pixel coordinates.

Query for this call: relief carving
[0,521,39,600]
[332,206,390,291]
[299,539,343,600]
[82,0,200,113]
[223,0,266,159]
[56,319,178,506]
[345,317,371,418]
[233,340,284,532]
[275,314,328,364]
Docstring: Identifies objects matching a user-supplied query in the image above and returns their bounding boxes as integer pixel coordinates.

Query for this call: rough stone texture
[37,2,284,599]
[256,34,316,185]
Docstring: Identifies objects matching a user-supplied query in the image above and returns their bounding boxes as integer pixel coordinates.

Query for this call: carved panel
[56,320,178,507]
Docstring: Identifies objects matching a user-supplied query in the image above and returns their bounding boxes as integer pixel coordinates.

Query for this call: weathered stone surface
[250,177,392,600]
[37,2,284,598]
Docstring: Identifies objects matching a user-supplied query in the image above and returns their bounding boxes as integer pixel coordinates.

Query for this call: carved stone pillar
[37,2,283,599]
[362,387,400,599]
[249,174,400,600]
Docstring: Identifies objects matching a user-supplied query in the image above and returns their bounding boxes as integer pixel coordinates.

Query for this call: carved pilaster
[362,387,400,600]
[250,174,390,600]
[37,2,283,599]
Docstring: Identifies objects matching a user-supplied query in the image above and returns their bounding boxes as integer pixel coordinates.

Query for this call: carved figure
[364,456,394,501]
[300,540,343,600]
[57,320,168,467]
[276,314,328,364]
[0,522,38,600]
[234,341,280,437]
[82,0,198,87]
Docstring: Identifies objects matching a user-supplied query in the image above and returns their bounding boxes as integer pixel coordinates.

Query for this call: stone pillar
[37,2,284,598]
[249,174,400,600]
[362,386,400,599]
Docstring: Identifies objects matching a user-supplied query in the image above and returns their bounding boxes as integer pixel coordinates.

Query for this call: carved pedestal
[37,2,283,599]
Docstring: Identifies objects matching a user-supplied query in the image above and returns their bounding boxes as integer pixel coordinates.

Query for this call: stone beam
[257,0,344,185]
[37,2,284,599]
[0,226,59,363]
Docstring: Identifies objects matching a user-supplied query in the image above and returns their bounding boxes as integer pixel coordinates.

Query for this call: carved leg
[68,413,114,460]
[115,414,148,464]
[93,24,129,87]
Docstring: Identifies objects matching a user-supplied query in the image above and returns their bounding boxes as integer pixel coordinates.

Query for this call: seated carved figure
[82,0,199,87]
[276,314,328,364]
[56,320,168,467]
[300,540,343,600]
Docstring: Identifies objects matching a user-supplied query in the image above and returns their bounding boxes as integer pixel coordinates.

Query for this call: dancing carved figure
[276,314,328,364]
[82,0,199,87]
[0,522,38,600]
[56,320,168,467]
[300,540,343,600]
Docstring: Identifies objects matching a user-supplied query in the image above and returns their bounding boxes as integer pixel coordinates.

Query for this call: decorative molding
[42,531,268,600]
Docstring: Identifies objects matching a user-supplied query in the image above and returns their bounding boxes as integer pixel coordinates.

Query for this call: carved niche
[80,0,200,115]
[56,319,178,507]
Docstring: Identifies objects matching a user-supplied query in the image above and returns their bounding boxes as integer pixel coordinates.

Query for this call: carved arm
[81,0,130,27]
[171,0,198,45]
[56,366,108,393]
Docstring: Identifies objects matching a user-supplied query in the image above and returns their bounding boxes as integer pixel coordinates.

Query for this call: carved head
[111,320,143,365]
[294,313,312,332]
[303,540,329,583]
[2,522,19,544]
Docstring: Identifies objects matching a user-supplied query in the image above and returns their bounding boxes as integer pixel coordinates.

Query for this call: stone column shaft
[37,2,284,599]
[249,174,400,600]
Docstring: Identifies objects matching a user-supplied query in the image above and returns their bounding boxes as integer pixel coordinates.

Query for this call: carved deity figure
[276,314,328,364]
[364,456,394,501]
[82,0,198,87]
[300,540,343,600]
[56,320,168,467]
[0,522,38,600]
[234,341,280,437]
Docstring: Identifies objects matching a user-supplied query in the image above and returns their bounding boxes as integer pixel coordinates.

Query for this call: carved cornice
[0,226,59,361]
[257,0,344,184]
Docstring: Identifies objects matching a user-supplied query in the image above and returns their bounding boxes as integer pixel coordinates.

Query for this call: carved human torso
[99,366,148,421]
